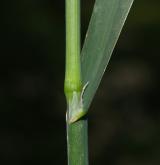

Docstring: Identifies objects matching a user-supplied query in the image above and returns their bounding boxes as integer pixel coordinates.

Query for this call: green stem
[64,0,89,164]
[64,0,82,95]
[67,120,88,165]
[65,0,84,123]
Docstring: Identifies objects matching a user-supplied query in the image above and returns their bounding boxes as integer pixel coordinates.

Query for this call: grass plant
[64,0,134,164]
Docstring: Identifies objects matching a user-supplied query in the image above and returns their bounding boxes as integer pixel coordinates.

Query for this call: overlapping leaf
[81,0,134,110]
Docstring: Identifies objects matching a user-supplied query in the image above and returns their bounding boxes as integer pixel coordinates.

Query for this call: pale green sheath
[64,0,88,124]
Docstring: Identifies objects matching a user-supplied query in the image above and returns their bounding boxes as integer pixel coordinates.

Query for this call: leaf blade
[81,0,134,110]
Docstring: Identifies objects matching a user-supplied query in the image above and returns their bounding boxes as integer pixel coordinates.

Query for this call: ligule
[67,91,87,124]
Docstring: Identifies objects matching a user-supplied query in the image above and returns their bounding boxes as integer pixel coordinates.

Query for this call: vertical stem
[67,120,88,165]
[65,0,89,165]
[65,0,82,95]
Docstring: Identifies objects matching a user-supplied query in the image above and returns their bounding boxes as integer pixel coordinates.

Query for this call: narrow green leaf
[81,0,134,110]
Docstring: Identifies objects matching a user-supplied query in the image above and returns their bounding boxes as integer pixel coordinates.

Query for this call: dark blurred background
[1,0,160,164]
